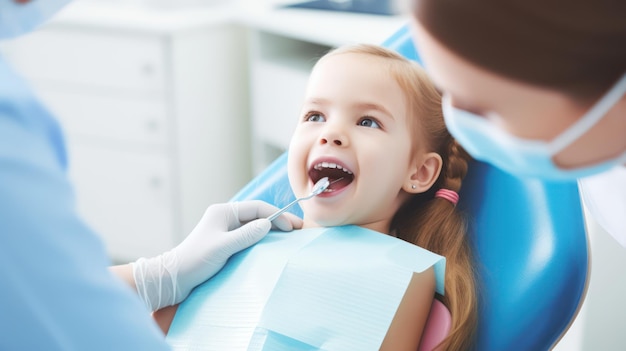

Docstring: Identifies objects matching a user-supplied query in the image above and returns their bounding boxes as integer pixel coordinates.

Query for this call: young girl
[155,44,477,350]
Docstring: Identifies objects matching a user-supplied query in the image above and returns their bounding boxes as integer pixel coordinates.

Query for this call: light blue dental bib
[167,225,445,351]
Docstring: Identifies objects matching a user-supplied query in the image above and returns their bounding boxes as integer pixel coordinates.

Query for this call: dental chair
[232,26,589,351]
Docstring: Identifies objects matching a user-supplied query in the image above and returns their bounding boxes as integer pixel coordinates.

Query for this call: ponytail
[391,47,478,350]
[394,139,476,351]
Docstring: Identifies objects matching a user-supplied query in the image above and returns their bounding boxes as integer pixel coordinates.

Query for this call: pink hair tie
[435,189,459,206]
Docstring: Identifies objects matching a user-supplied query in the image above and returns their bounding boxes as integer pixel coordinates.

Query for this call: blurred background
[0,0,623,349]
[0,0,407,261]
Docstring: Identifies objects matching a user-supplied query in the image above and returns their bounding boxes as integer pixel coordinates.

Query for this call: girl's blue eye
[306,113,326,122]
[358,117,381,128]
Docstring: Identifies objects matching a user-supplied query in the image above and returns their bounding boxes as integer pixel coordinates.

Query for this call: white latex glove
[132,200,302,311]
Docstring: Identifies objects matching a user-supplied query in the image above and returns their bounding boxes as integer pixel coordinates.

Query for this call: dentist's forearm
[110,264,137,292]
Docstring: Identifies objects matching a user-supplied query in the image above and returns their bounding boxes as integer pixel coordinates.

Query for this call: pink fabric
[418,300,452,351]
[435,189,459,206]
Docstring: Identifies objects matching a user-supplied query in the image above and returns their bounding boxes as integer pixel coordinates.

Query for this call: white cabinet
[248,31,331,174]
[0,2,251,262]
[69,143,174,260]
[4,29,167,92]
[237,6,407,173]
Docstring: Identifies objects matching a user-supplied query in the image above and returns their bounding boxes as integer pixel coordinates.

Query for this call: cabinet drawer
[67,142,176,261]
[1,28,166,93]
[37,88,169,147]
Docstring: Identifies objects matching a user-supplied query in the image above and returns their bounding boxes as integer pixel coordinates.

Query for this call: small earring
[411,184,416,189]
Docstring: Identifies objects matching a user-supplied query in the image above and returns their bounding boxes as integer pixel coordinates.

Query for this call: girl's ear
[403,152,443,194]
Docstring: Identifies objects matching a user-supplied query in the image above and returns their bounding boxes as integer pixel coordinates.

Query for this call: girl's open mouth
[308,161,354,193]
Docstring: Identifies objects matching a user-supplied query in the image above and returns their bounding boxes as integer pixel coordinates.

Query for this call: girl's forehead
[306,53,418,128]
[307,54,401,96]
[315,52,385,71]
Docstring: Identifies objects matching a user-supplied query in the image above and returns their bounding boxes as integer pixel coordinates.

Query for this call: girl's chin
[302,216,346,229]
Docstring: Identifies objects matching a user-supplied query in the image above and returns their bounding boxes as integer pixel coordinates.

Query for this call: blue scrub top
[0,55,170,350]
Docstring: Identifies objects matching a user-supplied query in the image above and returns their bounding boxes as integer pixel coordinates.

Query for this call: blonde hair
[321,44,477,350]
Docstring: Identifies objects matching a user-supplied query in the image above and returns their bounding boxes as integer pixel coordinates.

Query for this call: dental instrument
[267,177,330,222]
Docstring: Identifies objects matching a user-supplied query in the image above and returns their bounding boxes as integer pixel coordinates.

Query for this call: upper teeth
[314,162,353,174]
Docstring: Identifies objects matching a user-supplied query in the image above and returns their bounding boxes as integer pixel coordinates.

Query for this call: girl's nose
[319,127,348,147]
[321,137,343,146]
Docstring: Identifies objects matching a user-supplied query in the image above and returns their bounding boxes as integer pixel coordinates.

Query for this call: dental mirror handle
[267,177,330,222]
[267,198,300,222]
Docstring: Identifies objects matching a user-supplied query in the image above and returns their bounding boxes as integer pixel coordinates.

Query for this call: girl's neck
[301,219,392,236]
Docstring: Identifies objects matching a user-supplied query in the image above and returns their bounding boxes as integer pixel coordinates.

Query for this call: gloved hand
[132,200,303,311]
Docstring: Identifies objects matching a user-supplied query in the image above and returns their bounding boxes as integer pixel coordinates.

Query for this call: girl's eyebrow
[304,99,394,120]
[304,98,330,106]
[354,102,394,120]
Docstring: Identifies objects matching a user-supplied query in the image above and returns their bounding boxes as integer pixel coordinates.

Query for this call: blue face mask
[442,74,626,180]
[0,0,71,39]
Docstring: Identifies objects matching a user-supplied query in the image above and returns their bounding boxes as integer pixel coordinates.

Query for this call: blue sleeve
[0,57,170,351]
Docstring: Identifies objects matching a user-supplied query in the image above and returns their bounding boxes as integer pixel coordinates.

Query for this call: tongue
[309,167,354,191]
[327,176,352,191]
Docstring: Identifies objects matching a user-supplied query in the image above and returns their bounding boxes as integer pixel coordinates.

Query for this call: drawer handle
[145,119,160,132]
[142,63,156,77]
[149,176,162,189]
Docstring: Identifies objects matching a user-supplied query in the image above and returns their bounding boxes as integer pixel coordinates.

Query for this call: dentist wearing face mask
[0,1,301,350]
[410,0,626,243]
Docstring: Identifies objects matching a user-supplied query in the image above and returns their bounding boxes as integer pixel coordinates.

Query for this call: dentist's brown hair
[414,0,626,101]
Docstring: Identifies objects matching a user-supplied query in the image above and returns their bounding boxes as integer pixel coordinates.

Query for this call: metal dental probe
[267,177,334,222]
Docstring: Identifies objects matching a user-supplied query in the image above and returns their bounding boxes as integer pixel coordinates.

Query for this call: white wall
[582,205,626,350]
[555,204,626,351]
